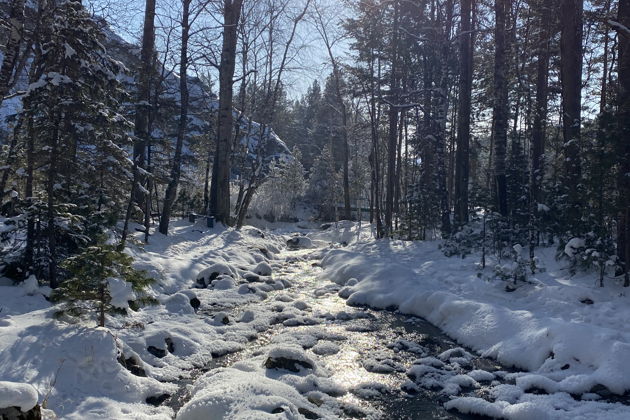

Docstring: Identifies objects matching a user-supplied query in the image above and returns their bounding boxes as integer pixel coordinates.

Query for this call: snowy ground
[2,219,630,419]
[321,229,630,419]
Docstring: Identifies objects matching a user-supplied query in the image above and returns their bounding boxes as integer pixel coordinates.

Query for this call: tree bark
[47,112,61,289]
[209,0,244,225]
[617,0,630,285]
[0,0,26,107]
[492,0,509,217]
[385,2,400,236]
[529,0,552,263]
[454,0,474,227]
[437,0,454,237]
[560,0,583,225]
[121,0,156,245]
[159,0,191,235]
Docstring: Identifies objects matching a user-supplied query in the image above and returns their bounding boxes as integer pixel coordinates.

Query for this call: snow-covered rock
[176,365,322,420]
[0,381,38,411]
[286,236,313,249]
[163,292,196,314]
[253,261,272,276]
[196,262,237,287]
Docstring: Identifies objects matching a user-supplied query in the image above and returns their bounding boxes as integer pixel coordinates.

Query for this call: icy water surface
[166,247,497,419]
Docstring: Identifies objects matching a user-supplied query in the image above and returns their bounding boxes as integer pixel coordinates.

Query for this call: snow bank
[0,381,38,411]
[321,240,630,398]
[177,345,327,420]
[0,220,291,419]
[0,318,174,418]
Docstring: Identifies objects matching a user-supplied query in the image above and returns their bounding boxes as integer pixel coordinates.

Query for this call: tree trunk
[99,283,106,328]
[121,0,156,245]
[385,2,400,236]
[492,0,509,217]
[159,0,191,235]
[560,0,583,226]
[617,0,630,285]
[529,0,551,263]
[0,0,26,107]
[47,112,61,289]
[134,0,156,204]
[436,0,453,237]
[209,0,243,225]
[454,0,474,227]
[25,117,35,272]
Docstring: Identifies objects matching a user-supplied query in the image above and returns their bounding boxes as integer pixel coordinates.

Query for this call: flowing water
[164,247,503,419]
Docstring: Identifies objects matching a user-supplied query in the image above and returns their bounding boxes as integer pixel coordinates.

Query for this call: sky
[85,0,351,100]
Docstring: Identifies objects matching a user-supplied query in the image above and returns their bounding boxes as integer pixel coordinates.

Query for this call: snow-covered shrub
[248,147,306,221]
[441,224,483,258]
[51,245,156,327]
[493,244,527,289]
[560,234,618,284]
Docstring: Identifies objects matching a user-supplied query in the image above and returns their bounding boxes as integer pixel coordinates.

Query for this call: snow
[107,277,136,309]
[320,231,630,418]
[253,261,273,276]
[0,381,38,411]
[565,237,585,257]
[21,275,39,296]
[3,218,630,418]
[0,221,292,418]
[176,343,340,420]
[176,366,319,420]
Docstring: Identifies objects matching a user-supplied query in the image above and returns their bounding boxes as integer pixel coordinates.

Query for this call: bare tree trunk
[529,0,551,264]
[121,0,156,245]
[134,0,156,172]
[454,0,474,227]
[25,117,35,272]
[210,0,244,225]
[385,2,400,237]
[0,0,26,107]
[159,0,191,234]
[437,0,453,237]
[616,0,630,286]
[492,0,509,217]
[47,112,61,289]
[560,0,583,226]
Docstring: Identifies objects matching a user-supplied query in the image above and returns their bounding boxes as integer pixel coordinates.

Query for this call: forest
[1,0,630,419]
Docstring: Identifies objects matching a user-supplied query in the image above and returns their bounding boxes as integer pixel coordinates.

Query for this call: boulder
[253,262,272,276]
[286,236,313,249]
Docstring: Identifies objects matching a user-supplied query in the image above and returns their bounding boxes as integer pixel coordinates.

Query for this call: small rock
[117,355,146,377]
[298,407,319,419]
[213,313,230,325]
[264,356,314,372]
[243,272,260,283]
[0,405,41,420]
[189,297,201,311]
[145,394,170,407]
[147,346,166,358]
[165,338,175,353]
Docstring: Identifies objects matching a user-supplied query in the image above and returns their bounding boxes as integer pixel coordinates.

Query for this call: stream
[161,246,512,419]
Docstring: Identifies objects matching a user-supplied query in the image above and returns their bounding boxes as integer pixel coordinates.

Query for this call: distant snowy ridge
[0,10,293,171]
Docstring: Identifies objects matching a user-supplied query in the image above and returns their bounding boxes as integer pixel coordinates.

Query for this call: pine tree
[20,0,132,286]
[52,244,155,327]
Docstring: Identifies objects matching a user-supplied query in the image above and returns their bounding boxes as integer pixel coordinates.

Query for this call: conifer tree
[21,0,132,286]
[52,244,155,327]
